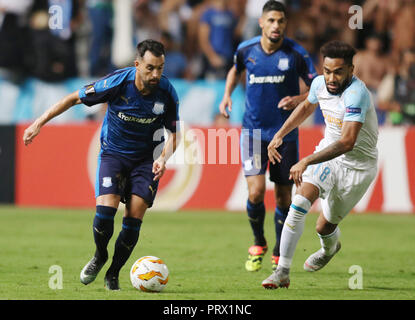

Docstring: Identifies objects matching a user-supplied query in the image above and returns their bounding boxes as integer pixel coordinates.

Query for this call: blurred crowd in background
[0,0,414,126]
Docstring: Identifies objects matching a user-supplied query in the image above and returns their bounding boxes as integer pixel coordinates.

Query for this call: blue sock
[107,217,142,278]
[247,200,266,246]
[93,206,117,261]
[273,206,289,256]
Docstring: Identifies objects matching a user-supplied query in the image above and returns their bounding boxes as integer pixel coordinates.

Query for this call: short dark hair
[262,0,287,16]
[320,40,357,65]
[136,39,165,59]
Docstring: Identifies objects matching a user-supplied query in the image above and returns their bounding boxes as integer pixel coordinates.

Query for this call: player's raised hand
[23,121,41,146]
[267,135,283,164]
[219,95,233,119]
[278,96,298,110]
[289,160,307,188]
[152,156,166,181]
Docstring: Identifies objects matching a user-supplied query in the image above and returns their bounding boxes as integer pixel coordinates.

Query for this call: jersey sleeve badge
[85,85,95,95]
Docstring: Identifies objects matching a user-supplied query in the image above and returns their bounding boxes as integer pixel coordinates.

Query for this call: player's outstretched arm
[23,91,82,146]
[219,66,241,118]
[153,131,181,181]
[268,98,318,164]
[278,91,309,111]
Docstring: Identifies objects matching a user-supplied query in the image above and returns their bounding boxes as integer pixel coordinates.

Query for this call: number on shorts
[319,166,331,182]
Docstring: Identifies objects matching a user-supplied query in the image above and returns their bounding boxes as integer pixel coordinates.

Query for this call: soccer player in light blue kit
[23,40,180,290]
[219,0,317,272]
[262,40,378,289]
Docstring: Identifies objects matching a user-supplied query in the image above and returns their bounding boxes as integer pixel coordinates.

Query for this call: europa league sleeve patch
[85,85,96,95]
[346,107,362,114]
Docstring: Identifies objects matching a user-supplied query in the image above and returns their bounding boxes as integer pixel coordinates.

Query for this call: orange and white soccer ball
[130,256,169,292]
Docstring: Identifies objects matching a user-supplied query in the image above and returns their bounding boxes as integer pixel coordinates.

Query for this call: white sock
[318,227,340,256]
[278,194,311,270]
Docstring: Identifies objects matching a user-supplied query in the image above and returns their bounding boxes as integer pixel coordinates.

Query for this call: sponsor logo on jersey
[118,112,157,124]
[249,74,285,84]
[277,58,289,71]
[322,111,343,128]
[152,102,165,115]
[247,57,256,65]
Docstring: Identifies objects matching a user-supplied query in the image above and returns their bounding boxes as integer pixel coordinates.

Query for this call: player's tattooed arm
[289,121,363,187]
[304,121,363,165]
[23,91,82,145]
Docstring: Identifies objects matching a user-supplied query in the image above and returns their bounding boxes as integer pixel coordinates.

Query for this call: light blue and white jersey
[307,75,378,169]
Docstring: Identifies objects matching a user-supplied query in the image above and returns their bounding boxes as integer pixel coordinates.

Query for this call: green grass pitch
[0,206,414,300]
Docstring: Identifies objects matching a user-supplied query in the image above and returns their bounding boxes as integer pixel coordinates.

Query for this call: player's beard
[326,76,352,95]
[268,33,282,44]
[143,78,160,92]
[268,29,283,44]
[269,36,281,43]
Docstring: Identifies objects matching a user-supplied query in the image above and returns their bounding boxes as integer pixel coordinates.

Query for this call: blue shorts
[95,152,159,207]
[240,130,299,185]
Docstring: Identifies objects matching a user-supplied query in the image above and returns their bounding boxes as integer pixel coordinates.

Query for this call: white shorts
[302,159,377,224]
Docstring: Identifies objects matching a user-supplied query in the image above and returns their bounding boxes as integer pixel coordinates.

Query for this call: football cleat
[271,255,279,271]
[262,268,290,289]
[80,256,107,285]
[104,274,120,291]
[245,245,268,272]
[304,242,341,272]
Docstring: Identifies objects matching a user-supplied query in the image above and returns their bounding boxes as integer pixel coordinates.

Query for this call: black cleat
[80,256,107,285]
[104,275,120,291]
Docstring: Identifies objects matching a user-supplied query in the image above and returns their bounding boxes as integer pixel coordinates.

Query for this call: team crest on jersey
[152,102,165,115]
[278,58,289,71]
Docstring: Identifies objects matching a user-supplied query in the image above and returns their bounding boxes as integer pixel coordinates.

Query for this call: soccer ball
[130,256,169,292]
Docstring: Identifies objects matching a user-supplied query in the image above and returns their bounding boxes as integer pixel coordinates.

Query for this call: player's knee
[275,186,293,208]
[290,194,312,214]
[96,194,121,208]
[248,187,266,204]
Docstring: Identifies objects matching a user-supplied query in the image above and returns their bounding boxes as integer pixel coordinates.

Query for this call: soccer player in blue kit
[219,0,317,272]
[23,40,180,290]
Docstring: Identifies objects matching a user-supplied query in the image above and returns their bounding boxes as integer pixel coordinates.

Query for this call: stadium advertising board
[14,124,415,213]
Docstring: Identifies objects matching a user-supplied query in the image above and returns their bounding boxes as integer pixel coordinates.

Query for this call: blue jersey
[234,36,317,142]
[200,7,237,62]
[79,67,179,160]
